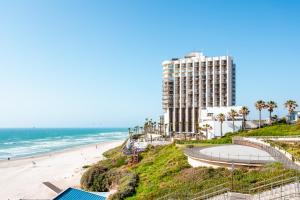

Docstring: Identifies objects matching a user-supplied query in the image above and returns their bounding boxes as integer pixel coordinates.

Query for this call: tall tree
[144,118,149,134]
[216,113,225,137]
[228,109,239,132]
[195,123,200,140]
[284,100,298,122]
[153,122,157,134]
[239,106,250,130]
[255,100,266,128]
[202,124,212,138]
[140,126,143,134]
[266,101,278,125]
[143,119,149,141]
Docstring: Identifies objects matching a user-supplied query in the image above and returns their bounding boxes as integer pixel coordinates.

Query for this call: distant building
[199,106,243,139]
[162,52,236,136]
[290,111,300,123]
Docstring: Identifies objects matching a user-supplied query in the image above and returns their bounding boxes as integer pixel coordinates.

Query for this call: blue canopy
[53,188,106,200]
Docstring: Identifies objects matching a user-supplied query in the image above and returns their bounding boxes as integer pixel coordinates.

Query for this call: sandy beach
[0,140,123,200]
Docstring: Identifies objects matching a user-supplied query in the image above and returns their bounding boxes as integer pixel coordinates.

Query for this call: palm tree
[239,107,250,130]
[178,121,187,140]
[158,121,162,135]
[266,101,277,125]
[144,118,152,140]
[128,128,132,141]
[284,100,298,122]
[153,122,157,134]
[195,123,204,140]
[169,122,173,137]
[134,126,139,134]
[272,115,278,123]
[202,124,212,138]
[195,123,200,140]
[255,100,266,128]
[144,118,149,132]
[228,109,238,132]
[140,126,143,134]
[216,113,225,137]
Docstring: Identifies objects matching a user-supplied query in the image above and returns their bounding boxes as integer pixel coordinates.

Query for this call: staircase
[209,181,300,200]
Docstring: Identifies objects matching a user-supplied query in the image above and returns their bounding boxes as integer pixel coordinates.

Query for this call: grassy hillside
[241,123,300,136]
[81,143,295,200]
[267,140,300,160]
[80,123,300,199]
[126,145,294,200]
[127,145,190,199]
[177,123,300,146]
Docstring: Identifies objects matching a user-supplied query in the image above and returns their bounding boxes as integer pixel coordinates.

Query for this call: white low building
[199,106,243,139]
[290,111,300,123]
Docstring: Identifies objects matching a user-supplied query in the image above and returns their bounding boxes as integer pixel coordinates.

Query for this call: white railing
[233,136,300,171]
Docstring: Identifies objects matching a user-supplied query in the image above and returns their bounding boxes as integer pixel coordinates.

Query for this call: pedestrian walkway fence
[157,171,300,200]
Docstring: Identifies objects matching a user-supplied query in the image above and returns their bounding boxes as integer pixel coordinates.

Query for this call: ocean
[0,128,128,160]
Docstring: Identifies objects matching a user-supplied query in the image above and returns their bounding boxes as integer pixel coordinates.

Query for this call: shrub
[80,165,109,191]
[109,172,138,200]
[131,134,143,140]
[81,164,124,192]
[186,144,194,148]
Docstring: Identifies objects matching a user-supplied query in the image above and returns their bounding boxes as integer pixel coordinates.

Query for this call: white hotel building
[162,52,241,137]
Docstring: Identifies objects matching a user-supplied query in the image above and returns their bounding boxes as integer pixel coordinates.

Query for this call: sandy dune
[0,140,123,200]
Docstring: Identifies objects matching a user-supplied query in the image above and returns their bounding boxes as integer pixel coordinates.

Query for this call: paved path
[233,136,300,171]
[185,145,274,166]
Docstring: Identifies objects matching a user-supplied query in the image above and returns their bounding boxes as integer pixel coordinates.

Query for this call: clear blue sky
[0,0,299,128]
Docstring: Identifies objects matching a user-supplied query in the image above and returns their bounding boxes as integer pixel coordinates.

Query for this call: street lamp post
[231,162,235,191]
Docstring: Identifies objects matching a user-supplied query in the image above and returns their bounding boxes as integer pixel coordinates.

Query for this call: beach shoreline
[0,140,124,163]
[0,140,124,200]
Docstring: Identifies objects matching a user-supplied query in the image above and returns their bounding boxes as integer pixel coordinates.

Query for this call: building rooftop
[184,51,204,58]
[53,188,106,200]
[162,51,232,65]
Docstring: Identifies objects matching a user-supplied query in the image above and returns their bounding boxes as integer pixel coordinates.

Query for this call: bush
[175,133,235,145]
[186,144,194,148]
[131,134,143,140]
[109,172,138,200]
[81,165,109,191]
[81,165,123,192]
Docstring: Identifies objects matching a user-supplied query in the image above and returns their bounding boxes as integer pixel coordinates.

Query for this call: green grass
[101,143,128,169]
[128,123,300,199]
[81,142,138,199]
[267,140,300,161]
[124,144,295,200]
[176,123,300,147]
[240,123,300,137]
[176,132,237,145]
[81,123,300,200]
[175,143,216,148]
[127,145,190,200]
[125,144,295,200]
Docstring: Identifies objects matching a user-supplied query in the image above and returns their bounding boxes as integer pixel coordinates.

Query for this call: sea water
[0,128,128,160]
